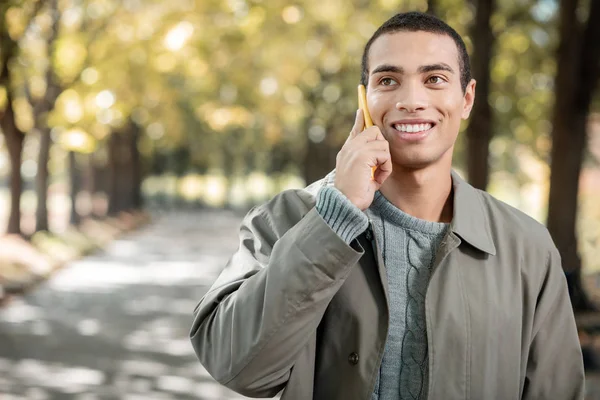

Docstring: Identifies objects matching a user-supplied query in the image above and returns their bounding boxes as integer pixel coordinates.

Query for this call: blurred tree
[24,0,117,228]
[0,0,45,235]
[479,1,558,212]
[106,120,143,215]
[25,0,61,232]
[130,121,143,210]
[427,0,439,16]
[547,0,600,311]
[466,0,495,190]
[107,131,127,216]
[43,0,189,219]
[68,150,81,224]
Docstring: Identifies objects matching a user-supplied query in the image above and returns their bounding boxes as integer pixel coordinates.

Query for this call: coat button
[348,352,359,365]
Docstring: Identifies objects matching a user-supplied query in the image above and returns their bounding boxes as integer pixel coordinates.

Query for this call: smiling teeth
[394,123,432,133]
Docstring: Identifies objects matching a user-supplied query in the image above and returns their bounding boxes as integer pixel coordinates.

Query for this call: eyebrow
[371,63,455,75]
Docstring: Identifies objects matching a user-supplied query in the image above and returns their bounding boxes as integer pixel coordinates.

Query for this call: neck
[379,163,454,223]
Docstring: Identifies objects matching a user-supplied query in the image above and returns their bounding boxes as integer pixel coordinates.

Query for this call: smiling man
[190,12,585,400]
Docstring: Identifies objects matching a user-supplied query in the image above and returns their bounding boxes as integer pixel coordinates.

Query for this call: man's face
[366,31,475,170]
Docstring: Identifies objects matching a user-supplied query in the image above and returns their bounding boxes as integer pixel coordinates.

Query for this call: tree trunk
[0,0,48,235]
[86,153,96,194]
[547,0,600,311]
[121,129,135,211]
[130,125,143,210]
[32,0,61,232]
[427,0,438,16]
[69,151,81,226]
[35,127,52,231]
[466,0,495,191]
[1,97,24,235]
[108,133,120,216]
[78,152,95,220]
[107,132,133,215]
[89,146,110,218]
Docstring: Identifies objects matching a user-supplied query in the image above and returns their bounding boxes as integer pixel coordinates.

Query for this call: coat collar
[450,170,496,255]
[306,169,496,255]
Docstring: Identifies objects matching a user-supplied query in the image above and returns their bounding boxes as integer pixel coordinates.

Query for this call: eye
[427,75,445,84]
[380,77,398,86]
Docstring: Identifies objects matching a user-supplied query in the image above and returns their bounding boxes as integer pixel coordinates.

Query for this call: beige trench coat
[190,170,585,399]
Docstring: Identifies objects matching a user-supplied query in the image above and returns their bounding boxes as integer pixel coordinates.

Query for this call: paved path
[0,210,254,400]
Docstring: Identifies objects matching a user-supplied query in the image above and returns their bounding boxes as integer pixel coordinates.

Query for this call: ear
[461,79,476,119]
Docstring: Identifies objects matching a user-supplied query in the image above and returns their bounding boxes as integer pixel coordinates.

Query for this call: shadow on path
[0,210,252,400]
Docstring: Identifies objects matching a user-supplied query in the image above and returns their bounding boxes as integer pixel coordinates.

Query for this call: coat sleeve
[189,191,364,398]
[522,245,585,400]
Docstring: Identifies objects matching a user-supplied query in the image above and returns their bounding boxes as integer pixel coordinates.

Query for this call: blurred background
[0,0,599,398]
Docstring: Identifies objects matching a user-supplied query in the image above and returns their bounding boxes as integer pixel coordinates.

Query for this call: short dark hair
[360,11,471,93]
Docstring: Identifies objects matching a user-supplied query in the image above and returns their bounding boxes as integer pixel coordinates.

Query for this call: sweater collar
[370,192,449,235]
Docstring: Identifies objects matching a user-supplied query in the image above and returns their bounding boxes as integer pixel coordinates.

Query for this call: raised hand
[334,109,393,210]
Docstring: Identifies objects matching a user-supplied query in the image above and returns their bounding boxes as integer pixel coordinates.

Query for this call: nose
[395,82,427,113]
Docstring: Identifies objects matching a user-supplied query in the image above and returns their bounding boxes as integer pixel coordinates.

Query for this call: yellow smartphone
[358,84,377,179]
[357,84,374,129]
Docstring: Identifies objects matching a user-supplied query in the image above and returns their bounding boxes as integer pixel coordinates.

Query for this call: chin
[391,143,454,169]
[392,158,435,171]
[391,151,438,169]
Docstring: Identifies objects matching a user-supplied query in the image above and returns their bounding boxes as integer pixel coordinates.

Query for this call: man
[190,11,585,400]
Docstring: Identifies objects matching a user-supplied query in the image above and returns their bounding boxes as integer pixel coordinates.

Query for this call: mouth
[392,122,435,133]
[390,120,436,142]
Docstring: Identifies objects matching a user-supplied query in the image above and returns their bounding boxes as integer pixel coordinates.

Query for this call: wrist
[316,186,369,243]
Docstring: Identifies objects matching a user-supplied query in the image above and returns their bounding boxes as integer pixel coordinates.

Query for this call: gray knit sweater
[316,186,449,400]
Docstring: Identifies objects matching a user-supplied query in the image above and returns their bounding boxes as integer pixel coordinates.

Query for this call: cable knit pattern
[368,191,448,400]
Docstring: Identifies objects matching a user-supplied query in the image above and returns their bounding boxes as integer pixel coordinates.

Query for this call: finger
[376,151,391,167]
[371,128,387,142]
[354,140,389,158]
[359,126,385,143]
[364,139,389,152]
[350,109,365,139]
[374,154,393,184]
[364,150,391,169]
[345,133,387,156]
